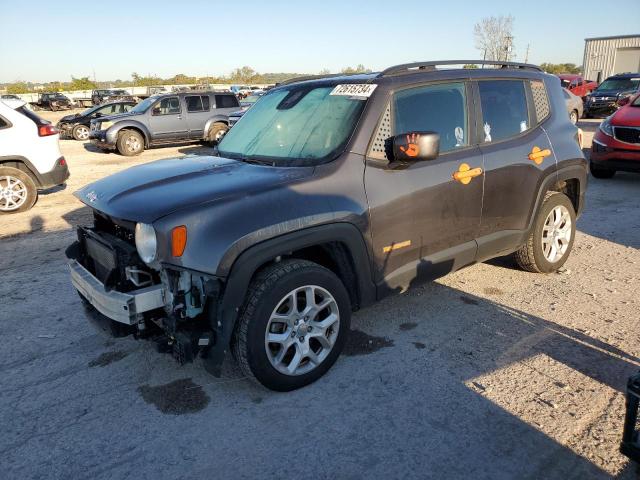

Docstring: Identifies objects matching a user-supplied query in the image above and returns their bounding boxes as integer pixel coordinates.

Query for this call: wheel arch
[0,155,42,187]
[203,116,229,138]
[203,223,376,376]
[111,122,151,147]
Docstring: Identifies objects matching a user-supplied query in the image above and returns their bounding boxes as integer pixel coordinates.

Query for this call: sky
[1,0,638,83]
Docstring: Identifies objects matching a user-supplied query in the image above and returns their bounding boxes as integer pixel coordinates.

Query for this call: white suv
[0,99,69,213]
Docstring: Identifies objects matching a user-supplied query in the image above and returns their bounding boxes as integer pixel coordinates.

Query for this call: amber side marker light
[171,226,187,257]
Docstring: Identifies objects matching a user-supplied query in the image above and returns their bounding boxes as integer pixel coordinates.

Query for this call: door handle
[528,146,551,165]
[453,163,483,185]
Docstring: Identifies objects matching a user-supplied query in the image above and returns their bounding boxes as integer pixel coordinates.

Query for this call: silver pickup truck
[88,91,240,156]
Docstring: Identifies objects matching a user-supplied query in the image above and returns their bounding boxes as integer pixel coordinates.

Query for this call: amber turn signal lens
[171,226,187,257]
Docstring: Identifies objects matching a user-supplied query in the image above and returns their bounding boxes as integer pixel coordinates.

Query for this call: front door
[364,81,484,294]
[474,78,555,260]
[148,96,187,141]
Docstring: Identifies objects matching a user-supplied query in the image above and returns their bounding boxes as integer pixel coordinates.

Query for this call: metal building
[583,35,640,82]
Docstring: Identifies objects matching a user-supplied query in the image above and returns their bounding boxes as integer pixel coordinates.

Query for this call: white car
[0,99,69,213]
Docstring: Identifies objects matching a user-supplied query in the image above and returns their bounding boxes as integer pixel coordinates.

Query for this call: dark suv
[88,91,240,155]
[67,61,586,391]
[584,73,640,117]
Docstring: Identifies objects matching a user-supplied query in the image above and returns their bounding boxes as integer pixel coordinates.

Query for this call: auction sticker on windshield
[330,84,377,98]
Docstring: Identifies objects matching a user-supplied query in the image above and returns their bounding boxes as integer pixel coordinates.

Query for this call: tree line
[3,65,373,94]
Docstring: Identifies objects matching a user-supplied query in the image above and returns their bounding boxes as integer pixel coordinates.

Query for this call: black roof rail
[379,60,543,77]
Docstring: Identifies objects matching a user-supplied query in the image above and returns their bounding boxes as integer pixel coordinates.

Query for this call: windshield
[130,97,155,113]
[217,85,368,166]
[596,78,640,92]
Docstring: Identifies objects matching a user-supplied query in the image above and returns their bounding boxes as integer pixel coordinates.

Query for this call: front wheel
[512,191,576,273]
[232,259,351,391]
[569,109,579,125]
[72,124,90,141]
[116,129,144,156]
[0,167,38,214]
[207,122,228,145]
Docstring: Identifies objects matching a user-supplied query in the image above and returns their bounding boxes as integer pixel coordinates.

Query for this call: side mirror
[392,132,440,162]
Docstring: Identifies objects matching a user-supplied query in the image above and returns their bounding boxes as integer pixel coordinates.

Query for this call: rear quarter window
[478,80,530,143]
[0,115,11,129]
[215,95,240,108]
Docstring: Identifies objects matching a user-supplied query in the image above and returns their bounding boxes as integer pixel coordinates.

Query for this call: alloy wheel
[76,126,89,140]
[0,175,28,211]
[265,285,340,376]
[541,205,572,262]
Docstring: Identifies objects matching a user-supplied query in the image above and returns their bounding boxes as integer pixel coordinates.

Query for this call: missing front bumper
[69,259,166,325]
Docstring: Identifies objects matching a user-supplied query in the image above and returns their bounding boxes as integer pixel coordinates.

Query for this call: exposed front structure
[583,35,640,83]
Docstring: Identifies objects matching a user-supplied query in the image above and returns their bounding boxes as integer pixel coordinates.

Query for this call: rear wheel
[72,124,90,141]
[207,122,228,145]
[0,167,38,214]
[589,162,615,179]
[232,259,351,391]
[116,130,144,156]
[512,192,576,273]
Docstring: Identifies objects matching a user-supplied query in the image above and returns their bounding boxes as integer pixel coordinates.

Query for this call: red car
[558,74,598,99]
[590,93,640,178]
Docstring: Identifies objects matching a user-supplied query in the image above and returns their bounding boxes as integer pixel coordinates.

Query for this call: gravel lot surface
[1,111,639,479]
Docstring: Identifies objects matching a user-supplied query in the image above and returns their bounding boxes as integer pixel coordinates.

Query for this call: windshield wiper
[243,156,276,166]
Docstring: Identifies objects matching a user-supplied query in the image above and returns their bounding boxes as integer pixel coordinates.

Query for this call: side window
[393,82,468,153]
[478,80,529,143]
[97,104,117,116]
[120,104,134,113]
[0,115,10,130]
[152,97,181,115]
[215,95,239,108]
[186,96,203,112]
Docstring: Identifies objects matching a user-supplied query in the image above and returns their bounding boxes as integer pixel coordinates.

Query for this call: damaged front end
[66,211,227,371]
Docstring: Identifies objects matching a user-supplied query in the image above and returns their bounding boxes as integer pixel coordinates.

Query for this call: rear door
[147,96,188,141]
[475,78,554,260]
[185,95,211,139]
[364,81,484,293]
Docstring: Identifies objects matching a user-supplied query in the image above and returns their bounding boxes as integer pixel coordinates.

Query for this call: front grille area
[615,127,640,144]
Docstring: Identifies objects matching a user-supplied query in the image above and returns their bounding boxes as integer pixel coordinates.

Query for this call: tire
[569,110,578,125]
[0,166,38,214]
[512,191,576,273]
[232,259,351,391]
[72,124,90,141]
[589,161,615,179]
[116,129,144,156]
[207,122,228,145]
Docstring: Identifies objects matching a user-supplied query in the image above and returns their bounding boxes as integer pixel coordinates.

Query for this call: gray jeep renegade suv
[67,60,587,391]
[88,91,240,156]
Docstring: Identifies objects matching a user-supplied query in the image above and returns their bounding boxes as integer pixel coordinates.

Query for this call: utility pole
[524,44,530,64]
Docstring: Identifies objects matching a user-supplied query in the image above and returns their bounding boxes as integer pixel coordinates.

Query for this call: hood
[611,105,640,126]
[74,156,313,223]
[59,113,81,122]
[589,89,635,98]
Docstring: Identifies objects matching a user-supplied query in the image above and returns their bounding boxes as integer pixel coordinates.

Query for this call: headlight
[599,116,614,137]
[135,223,157,264]
[101,120,114,130]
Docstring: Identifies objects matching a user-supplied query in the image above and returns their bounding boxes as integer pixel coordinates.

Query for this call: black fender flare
[203,222,376,375]
[531,162,587,224]
[0,155,42,186]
